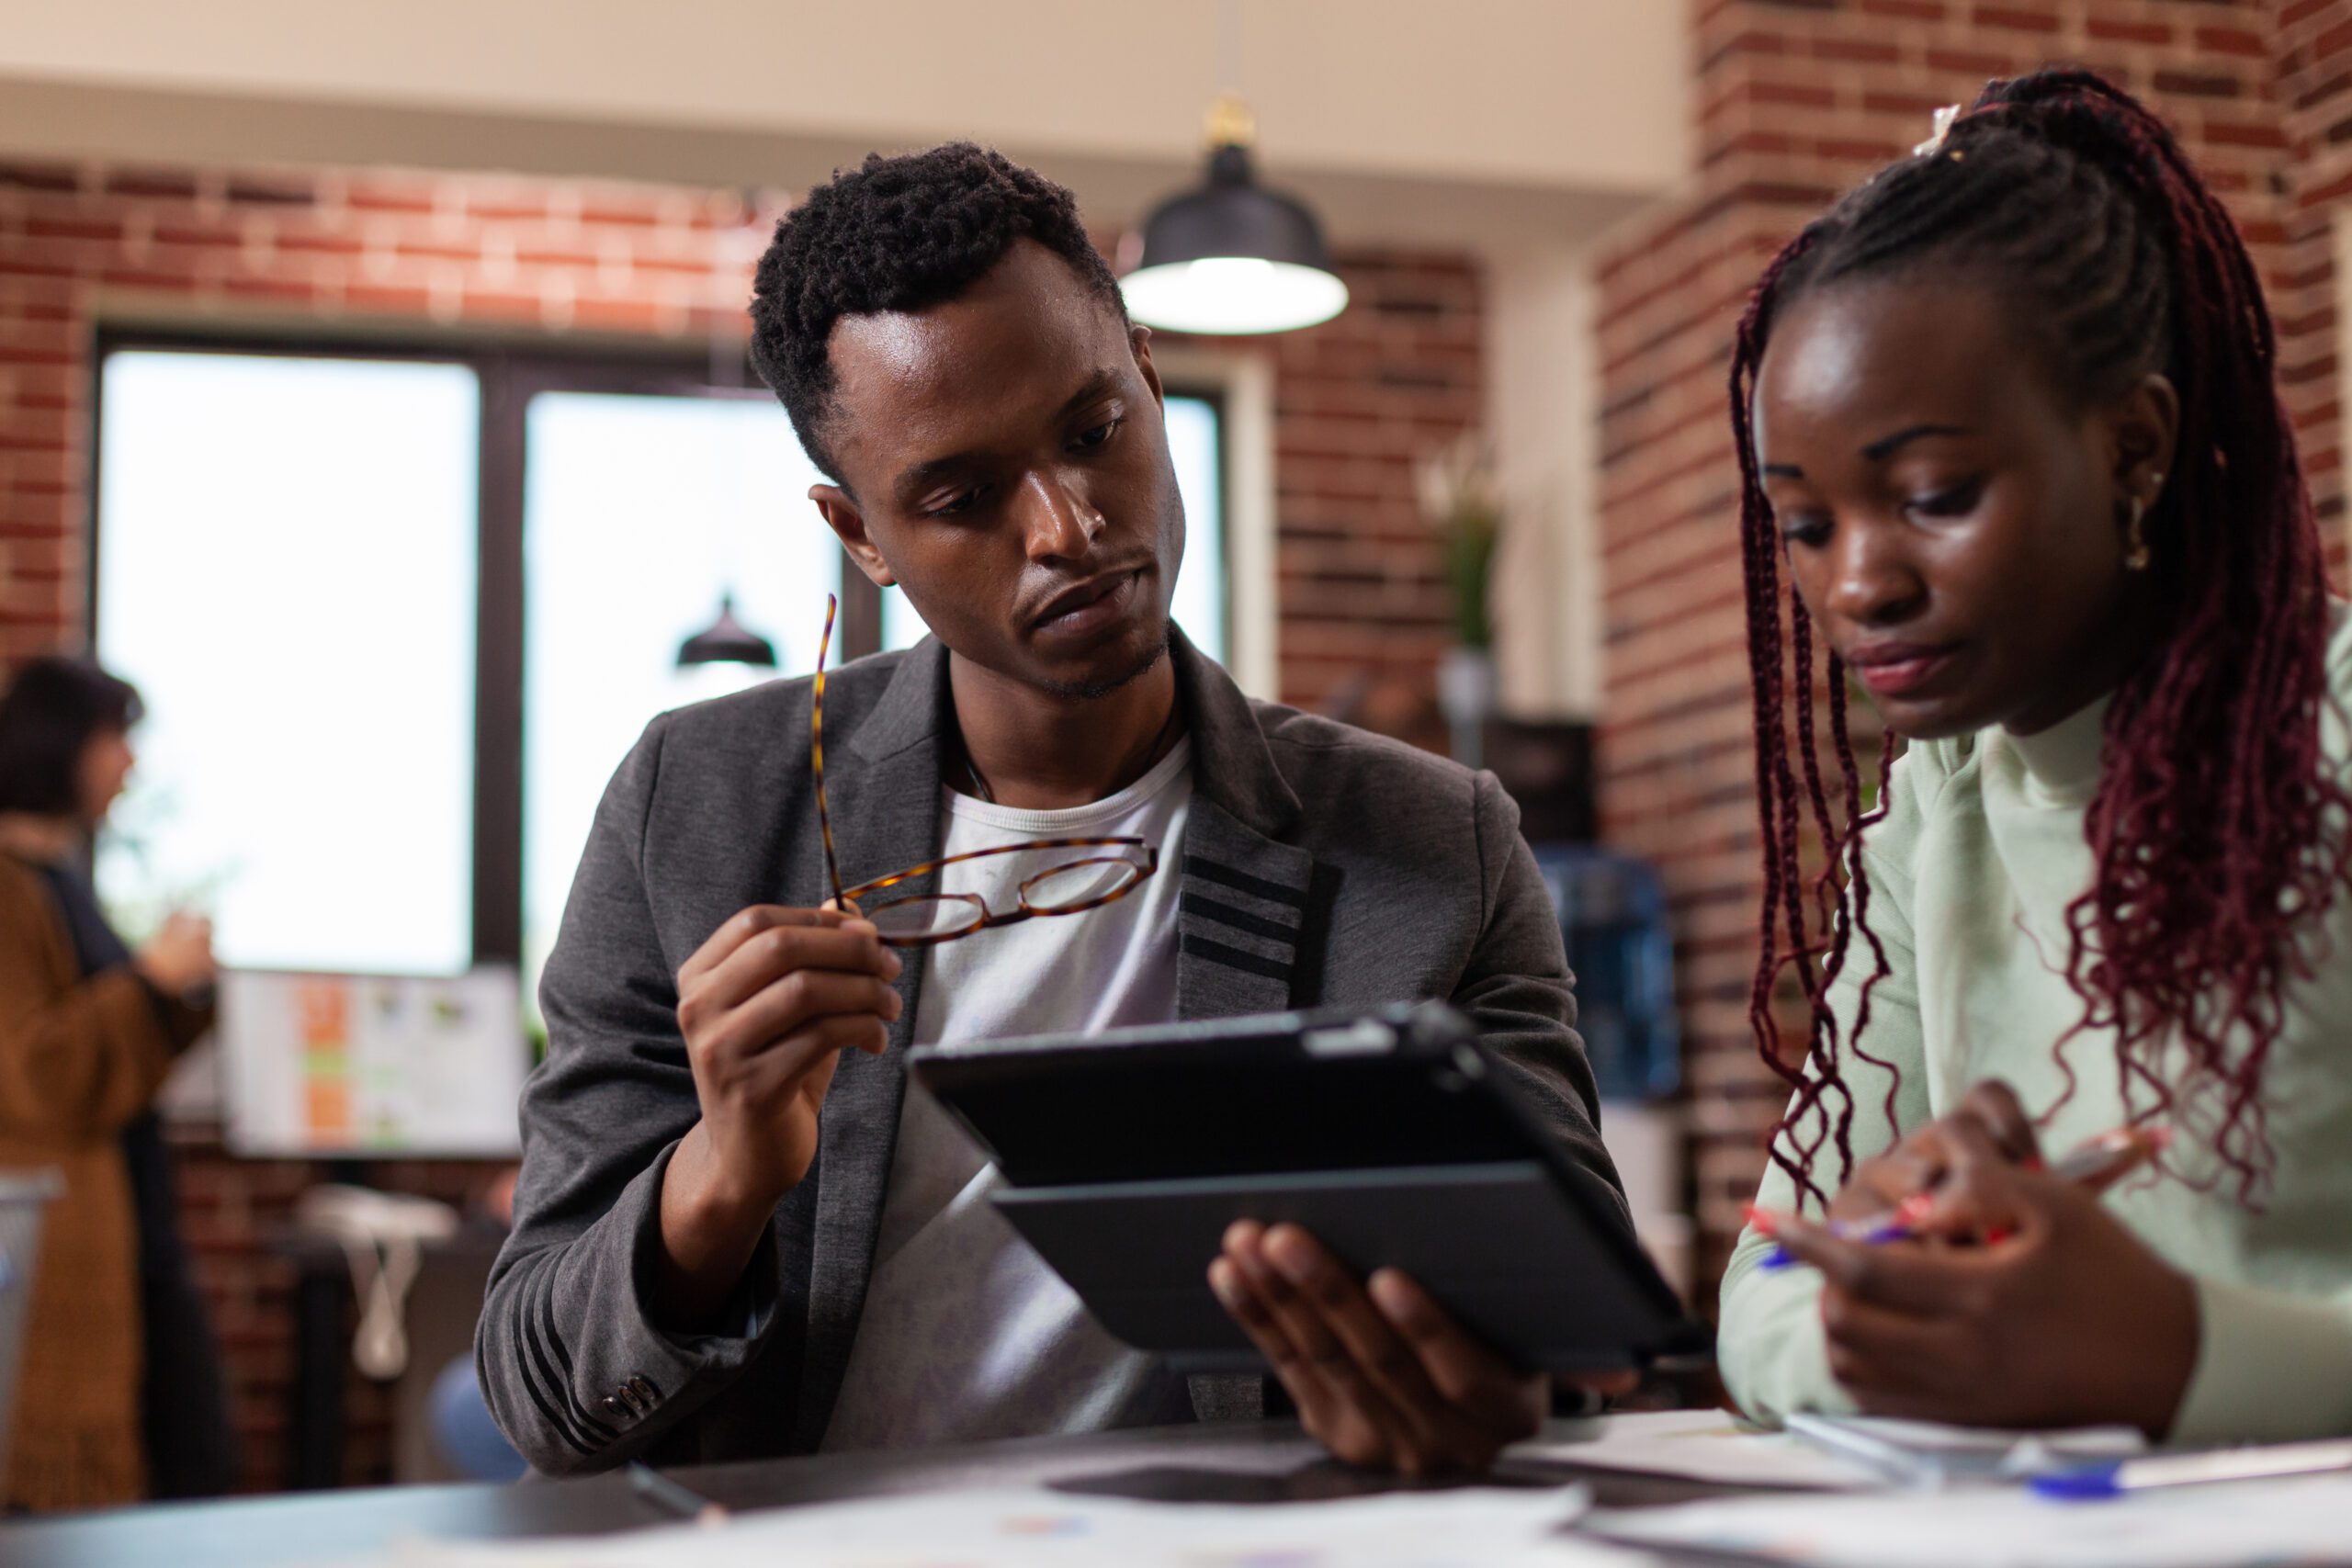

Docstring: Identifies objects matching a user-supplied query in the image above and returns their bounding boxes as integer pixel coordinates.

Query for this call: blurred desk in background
[268,1226,505,1490]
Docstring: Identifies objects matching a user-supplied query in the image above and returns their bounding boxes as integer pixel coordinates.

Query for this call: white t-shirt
[819,739,1197,1451]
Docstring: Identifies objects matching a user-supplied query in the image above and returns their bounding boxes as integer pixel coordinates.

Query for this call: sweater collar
[1996,694,2110,807]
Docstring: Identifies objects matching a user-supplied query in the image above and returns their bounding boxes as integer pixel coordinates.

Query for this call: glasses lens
[865,894,987,942]
[1020,856,1144,915]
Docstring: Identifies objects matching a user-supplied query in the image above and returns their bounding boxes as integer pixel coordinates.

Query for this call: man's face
[812,240,1186,700]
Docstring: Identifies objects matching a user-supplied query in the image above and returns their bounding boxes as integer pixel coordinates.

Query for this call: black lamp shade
[675,593,778,669]
[1122,144,1349,335]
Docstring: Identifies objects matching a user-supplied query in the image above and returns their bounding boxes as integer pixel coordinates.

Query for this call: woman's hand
[1824,1079,2043,1230]
[1758,1117,2199,1437]
[135,911,216,996]
[1208,1221,1630,1475]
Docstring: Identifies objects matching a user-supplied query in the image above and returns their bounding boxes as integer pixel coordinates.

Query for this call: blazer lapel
[1168,631,1318,1020]
[794,640,950,1450]
[1174,799,1313,1018]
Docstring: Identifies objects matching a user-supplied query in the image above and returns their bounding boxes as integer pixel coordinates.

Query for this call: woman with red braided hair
[1719,67,2352,1441]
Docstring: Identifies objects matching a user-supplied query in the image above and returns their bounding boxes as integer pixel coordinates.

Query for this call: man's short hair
[748,142,1126,484]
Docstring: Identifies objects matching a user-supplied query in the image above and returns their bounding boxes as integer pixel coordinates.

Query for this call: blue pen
[2031,1438,2352,1500]
[1753,1123,2168,1271]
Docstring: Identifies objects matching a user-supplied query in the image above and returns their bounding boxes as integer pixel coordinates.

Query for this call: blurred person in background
[0,658,232,1510]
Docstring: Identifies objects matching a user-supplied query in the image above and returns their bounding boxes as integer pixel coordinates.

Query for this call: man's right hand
[653,905,902,1328]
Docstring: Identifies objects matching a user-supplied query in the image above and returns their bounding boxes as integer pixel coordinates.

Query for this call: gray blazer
[479,630,1627,1475]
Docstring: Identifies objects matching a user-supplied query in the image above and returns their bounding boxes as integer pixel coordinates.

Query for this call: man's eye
[927,487,985,517]
[1073,416,1123,450]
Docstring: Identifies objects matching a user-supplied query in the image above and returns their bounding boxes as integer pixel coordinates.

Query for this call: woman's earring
[2123,495,2152,572]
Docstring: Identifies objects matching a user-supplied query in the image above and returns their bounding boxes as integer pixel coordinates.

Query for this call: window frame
[86,326,1233,971]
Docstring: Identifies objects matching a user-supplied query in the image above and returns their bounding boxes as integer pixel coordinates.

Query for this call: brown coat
[0,852,209,1511]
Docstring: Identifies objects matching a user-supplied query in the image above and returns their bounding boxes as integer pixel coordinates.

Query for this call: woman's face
[76,725,134,828]
[1751,276,2177,739]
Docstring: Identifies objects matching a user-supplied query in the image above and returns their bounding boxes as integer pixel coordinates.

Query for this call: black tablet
[907,1001,1709,1376]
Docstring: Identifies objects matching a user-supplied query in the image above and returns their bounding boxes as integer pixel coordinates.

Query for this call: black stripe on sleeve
[510,1262,599,1455]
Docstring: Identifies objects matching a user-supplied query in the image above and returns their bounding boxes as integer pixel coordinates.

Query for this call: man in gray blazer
[479,142,1631,1481]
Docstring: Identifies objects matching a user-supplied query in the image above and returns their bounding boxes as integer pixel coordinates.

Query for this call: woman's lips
[1850,646,1959,697]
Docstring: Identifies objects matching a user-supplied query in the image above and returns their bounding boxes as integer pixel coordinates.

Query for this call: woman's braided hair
[1727,69,2349,1206]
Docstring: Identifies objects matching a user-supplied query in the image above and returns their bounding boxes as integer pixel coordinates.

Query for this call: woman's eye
[1780,513,1832,548]
[1073,416,1123,450]
[1908,477,1984,518]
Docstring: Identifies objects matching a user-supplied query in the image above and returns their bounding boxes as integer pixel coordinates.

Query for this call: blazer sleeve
[1451,771,1629,1217]
[0,871,192,1139]
[477,714,791,1476]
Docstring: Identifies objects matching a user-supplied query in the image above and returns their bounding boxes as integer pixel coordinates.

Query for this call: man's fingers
[701,967,902,1064]
[1363,1268,1543,1436]
[1261,1229,1464,1450]
[741,1011,892,1099]
[1227,1225,1426,1453]
[1211,1230,1351,1438]
[680,904,854,987]
[686,920,900,1020]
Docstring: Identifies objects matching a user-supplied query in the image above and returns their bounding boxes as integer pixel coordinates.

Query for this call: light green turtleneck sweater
[1719,605,2352,1444]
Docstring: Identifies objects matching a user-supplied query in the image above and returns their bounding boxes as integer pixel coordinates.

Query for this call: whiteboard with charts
[219,967,528,1156]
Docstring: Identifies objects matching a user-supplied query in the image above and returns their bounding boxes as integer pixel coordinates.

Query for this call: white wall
[0,0,1684,247]
[1487,243,1604,719]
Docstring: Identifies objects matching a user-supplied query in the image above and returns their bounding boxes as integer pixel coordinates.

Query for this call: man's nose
[1019,468,1104,563]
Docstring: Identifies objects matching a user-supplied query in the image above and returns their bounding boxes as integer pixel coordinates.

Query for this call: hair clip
[1914,103,1964,159]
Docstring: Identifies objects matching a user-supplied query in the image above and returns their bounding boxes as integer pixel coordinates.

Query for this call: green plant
[1416,436,1503,650]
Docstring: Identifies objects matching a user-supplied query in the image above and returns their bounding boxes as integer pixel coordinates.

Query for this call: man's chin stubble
[1037,626,1172,702]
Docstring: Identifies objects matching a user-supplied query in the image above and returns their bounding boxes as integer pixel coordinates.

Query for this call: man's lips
[1846,642,1961,697]
[1031,567,1145,632]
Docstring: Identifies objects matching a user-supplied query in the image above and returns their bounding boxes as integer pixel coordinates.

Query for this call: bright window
[520,389,842,1010]
[94,351,480,976]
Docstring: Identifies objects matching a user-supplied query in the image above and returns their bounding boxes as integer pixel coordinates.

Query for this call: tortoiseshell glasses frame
[811,594,1160,948]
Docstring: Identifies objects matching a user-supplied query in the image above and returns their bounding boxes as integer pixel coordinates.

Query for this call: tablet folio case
[910,1002,1707,1375]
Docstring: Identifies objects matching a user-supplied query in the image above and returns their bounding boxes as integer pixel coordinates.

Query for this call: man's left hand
[1208,1221,1634,1475]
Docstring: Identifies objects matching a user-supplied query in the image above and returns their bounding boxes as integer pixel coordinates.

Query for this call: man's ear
[1130,324,1166,411]
[811,484,896,587]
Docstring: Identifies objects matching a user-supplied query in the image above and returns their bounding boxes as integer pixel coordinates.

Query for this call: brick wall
[2274,0,2352,577]
[0,158,1482,1491]
[1597,0,2314,1301]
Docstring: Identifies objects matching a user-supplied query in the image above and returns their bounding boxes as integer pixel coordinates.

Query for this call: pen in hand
[1751,1123,2170,1272]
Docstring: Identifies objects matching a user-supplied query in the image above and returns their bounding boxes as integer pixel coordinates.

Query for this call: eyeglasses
[813,594,1159,947]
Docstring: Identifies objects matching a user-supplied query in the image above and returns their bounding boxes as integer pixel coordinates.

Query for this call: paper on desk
[343,1483,1641,1568]
[1513,1408,1884,1490]
[1586,1473,2352,1568]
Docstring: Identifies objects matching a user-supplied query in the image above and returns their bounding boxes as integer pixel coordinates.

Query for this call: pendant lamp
[675,592,777,670]
[675,192,783,675]
[1121,96,1348,336]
